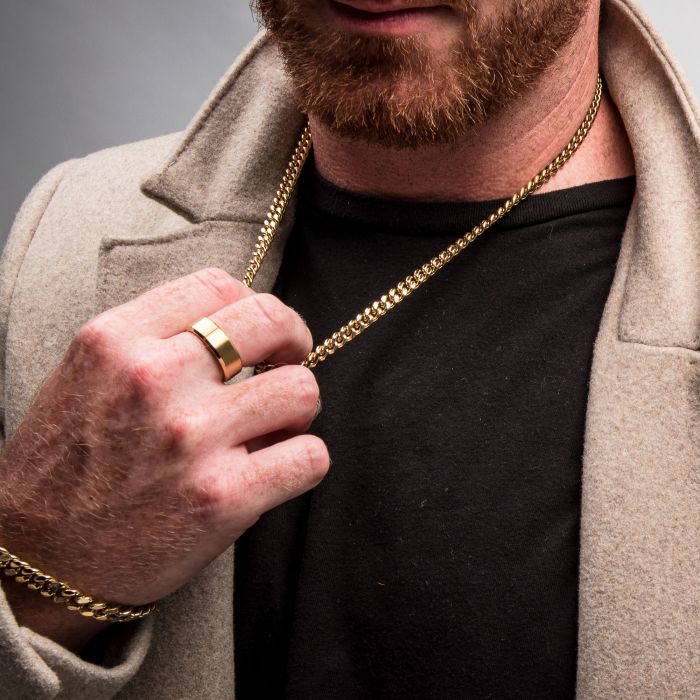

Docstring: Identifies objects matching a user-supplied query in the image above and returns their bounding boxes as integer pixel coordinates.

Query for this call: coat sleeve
[0,162,72,450]
[0,164,154,698]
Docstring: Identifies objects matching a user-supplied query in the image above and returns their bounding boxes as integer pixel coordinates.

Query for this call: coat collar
[141,34,306,226]
[141,0,700,351]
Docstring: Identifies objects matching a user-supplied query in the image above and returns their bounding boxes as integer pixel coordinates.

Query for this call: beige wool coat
[0,0,698,697]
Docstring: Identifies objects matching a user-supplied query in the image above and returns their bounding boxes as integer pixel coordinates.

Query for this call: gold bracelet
[0,546,156,623]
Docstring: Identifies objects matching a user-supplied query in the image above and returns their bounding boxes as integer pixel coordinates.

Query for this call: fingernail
[314,397,322,418]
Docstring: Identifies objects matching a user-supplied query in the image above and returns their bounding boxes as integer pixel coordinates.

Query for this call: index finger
[111,267,253,338]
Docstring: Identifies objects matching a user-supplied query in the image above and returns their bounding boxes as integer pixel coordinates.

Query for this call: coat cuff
[0,583,152,699]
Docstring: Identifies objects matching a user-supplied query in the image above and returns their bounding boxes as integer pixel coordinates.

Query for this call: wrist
[1,575,110,653]
[0,544,156,616]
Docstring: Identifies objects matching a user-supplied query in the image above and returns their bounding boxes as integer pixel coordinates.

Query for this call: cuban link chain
[244,75,603,370]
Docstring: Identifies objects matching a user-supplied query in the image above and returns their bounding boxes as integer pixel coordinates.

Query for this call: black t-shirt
[234,166,635,699]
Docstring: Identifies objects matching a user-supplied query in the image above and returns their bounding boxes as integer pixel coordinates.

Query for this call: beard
[252,0,591,148]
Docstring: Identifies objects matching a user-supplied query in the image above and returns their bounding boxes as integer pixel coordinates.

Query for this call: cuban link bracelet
[0,546,155,622]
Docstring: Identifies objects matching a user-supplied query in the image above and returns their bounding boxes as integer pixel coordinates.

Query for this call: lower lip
[328,1,443,36]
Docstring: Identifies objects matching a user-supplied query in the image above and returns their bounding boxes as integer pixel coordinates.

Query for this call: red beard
[253,0,590,147]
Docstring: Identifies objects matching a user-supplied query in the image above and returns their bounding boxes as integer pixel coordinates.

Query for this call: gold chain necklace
[244,75,603,370]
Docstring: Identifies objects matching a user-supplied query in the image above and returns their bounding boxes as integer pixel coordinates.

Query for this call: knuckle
[252,293,295,337]
[299,436,330,482]
[267,365,319,417]
[71,315,116,360]
[301,321,314,354]
[291,366,320,411]
[164,416,191,445]
[193,267,241,305]
[122,351,163,394]
[187,474,228,521]
[64,316,121,380]
[160,412,201,457]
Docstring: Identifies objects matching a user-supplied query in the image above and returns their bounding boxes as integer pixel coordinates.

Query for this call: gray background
[1,0,698,244]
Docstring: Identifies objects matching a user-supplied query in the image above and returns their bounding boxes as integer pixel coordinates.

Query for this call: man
[0,0,697,697]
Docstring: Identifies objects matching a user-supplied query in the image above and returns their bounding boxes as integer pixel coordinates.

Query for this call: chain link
[244,76,603,370]
[243,126,313,288]
[0,546,156,622]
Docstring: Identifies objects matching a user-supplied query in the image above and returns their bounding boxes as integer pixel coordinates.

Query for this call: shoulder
[3,132,193,274]
[12,31,286,242]
[0,131,192,365]
[66,132,182,186]
[36,132,188,239]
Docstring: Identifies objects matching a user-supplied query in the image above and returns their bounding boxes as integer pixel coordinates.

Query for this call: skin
[310,0,636,199]
[0,0,634,654]
[0,273,328,651]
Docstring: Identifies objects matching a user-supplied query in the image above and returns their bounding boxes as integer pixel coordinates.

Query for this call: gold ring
[189,317,243,382]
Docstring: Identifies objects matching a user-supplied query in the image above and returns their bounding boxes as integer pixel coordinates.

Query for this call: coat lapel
[96,219,290,314]
[140,34,306,226]
[97,34,304,312]
[578,2,700,695]
[577,202,700,698]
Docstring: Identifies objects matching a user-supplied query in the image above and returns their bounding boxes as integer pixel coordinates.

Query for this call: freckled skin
[0,268,328,651]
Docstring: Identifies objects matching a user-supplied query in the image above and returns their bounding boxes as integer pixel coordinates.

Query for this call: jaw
[255,0,591,148]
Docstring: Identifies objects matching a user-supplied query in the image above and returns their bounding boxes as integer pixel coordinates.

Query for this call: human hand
[0,268,328,637]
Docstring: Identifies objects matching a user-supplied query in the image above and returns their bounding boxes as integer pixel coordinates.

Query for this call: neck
[309,2,635,202]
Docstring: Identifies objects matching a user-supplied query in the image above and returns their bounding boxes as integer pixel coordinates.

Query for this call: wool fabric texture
[0,0,698,697]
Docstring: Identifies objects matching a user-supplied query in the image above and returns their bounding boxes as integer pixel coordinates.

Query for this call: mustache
[254,0,480,78]
[254,0,476,21]
[331,0,474,8]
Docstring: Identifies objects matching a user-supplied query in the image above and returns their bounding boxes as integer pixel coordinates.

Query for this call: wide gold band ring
[189,317,243,382]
